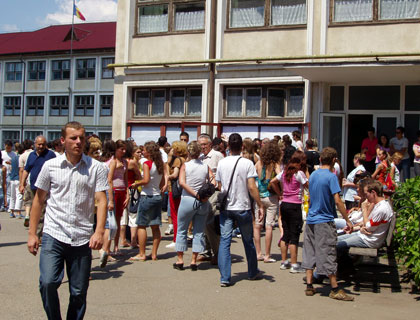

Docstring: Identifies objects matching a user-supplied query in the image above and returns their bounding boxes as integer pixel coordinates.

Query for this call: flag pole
[69,0,75,124]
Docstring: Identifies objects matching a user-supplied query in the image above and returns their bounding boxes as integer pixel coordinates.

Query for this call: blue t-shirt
[24,149,56,190]
[306,169,341,224]
[9,155,20,181]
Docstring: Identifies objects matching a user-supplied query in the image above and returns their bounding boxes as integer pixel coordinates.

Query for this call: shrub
[392,177,420,287]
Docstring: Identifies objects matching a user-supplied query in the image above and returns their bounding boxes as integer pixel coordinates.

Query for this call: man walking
[302,147,354,301]
[27,122,108,319]
[216,133,264,287]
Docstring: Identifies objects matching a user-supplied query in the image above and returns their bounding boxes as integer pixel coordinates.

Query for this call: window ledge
[329,19,420,28]
[133,30,205,38]
[225,24,307,33]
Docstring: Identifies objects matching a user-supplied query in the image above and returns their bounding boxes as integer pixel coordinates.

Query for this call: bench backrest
[385,212,396,248]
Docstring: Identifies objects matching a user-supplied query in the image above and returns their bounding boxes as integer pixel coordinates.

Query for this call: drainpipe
[20,57,26,142]
[207,0,217,137]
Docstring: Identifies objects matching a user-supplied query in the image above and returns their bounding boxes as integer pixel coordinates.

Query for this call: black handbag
[128,188,140,213]
[196,175,216,201]
[171,179,183,199]
[216,157,241,211]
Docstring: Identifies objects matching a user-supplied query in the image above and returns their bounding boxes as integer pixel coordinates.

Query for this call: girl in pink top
[271,151,308,273]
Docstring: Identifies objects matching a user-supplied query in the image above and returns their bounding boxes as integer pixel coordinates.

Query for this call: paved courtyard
[0,211,419,320]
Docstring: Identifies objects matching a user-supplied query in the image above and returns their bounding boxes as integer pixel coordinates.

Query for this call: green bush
[392,176,420,287]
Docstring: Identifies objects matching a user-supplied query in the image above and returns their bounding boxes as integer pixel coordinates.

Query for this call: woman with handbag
[253,141,281,263]
[130,141,168,261]
[173,141,215,271]
[165,141,188,249]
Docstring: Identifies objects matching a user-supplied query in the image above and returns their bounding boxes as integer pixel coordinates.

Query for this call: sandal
[264,257,276,263]
[329,289,354,301]
[257,255,265,261]
[129,255,147,262]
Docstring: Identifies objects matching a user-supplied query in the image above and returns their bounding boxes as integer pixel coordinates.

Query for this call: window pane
[227,89,243,116]
[330,86,345,111]
[349,86,400,110]
[139,5,169,33]
[245,89,261,116]
[230,0,265,28]
[380,0,420,20]
[272,0,307,25]
[175,2,205,31]
[405,85,420,111]
[75,107,85,116]
[136,91,149,116]
[288,88,304,116]
[334,0,373,22]
[267,89,285,116]
[86,107,94,116]
[50,107,60,116]
[152,90,165,116]
[187,89,202,116]
[15,63,22,72]
[170,89,185,116]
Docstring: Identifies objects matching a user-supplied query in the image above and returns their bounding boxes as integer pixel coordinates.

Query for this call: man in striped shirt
[27,121,108,320]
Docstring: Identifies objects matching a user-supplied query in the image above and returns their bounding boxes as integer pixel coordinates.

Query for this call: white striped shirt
[35,153,109,246]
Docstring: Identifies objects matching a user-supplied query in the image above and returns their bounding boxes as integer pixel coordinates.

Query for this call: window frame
[100,95,113,116]
[5,62,23,82]
[101,57,115,79]
[28,61,46,81]
[226,0,308,32]
[133,87,202,118]
[329,0,420,26]
[26,96,45,116]
[76,58,96,80]
[74,95,95,117]
[223,85,305,120]
[51,59,70,80]
[3,97,21,116]
[49,96,69,116]
[135,0,206,36]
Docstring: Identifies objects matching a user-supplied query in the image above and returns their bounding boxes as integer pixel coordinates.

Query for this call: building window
[28,61,46,80]
[74,95,95,116]
[50,96,69,116]
[27,96,44,116]
[6,62,23,81]
[98,132,112,141]
[76,58,96,79]
[134,87,201,117]
[24,131,43,141]
[349,86,400,110]
[100,95,113,116]
[4,97,21,116]
[2,131,20,146]
[48,131,61,141]
[405,85,420,111]
[229,0,307,29]
[331,0,420,23]
[225,85,304,118]
[52,60,70,80]
[330,86,345,111]
[102,58,114,79]
[137,0,205,34]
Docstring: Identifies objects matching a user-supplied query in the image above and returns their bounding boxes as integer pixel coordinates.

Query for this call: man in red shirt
[361,127,378,174]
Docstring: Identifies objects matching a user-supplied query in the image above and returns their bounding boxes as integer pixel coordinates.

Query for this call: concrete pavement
[0,211,419,320]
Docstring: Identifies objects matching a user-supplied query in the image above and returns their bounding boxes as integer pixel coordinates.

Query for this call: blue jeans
[336,231,369,257]
[175,196,210,252]
[397,158,410,182]
[39,233,92,320]
[218,209,258,284]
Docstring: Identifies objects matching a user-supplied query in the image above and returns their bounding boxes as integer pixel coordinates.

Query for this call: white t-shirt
[1,150,17,173]
[391,163,400,183]
[19,149,32,168]
[160,148,168,163]
[390,136,409,160]
[141,161,162,196]
[183,159,208,196]
[359,199,393,248]
[216,155,257,211]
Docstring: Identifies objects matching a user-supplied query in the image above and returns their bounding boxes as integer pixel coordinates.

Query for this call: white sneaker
[280,260,291,270]
[290,264,305,273]
[165,224,174,235]
[165,242,176,249]
[99,249,108,268]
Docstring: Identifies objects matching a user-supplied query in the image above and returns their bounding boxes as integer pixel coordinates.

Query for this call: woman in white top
[342,153,366,210]
[173,141,214,271]
[130,141,168,262]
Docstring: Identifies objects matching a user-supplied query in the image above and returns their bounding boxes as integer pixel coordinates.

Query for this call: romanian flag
[73,4,86,21]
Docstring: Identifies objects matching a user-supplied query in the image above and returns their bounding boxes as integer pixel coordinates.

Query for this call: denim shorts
[136,195,162,227]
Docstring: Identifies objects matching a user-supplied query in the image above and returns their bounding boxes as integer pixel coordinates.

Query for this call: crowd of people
[1,123,417,318]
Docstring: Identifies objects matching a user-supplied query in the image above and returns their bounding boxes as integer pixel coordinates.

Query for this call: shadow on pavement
[0,241,27,248]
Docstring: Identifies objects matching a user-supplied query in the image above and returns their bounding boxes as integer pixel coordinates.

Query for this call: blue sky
[0,0,117,34]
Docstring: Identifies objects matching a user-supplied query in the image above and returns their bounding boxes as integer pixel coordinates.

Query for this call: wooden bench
[348,212,396,257]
